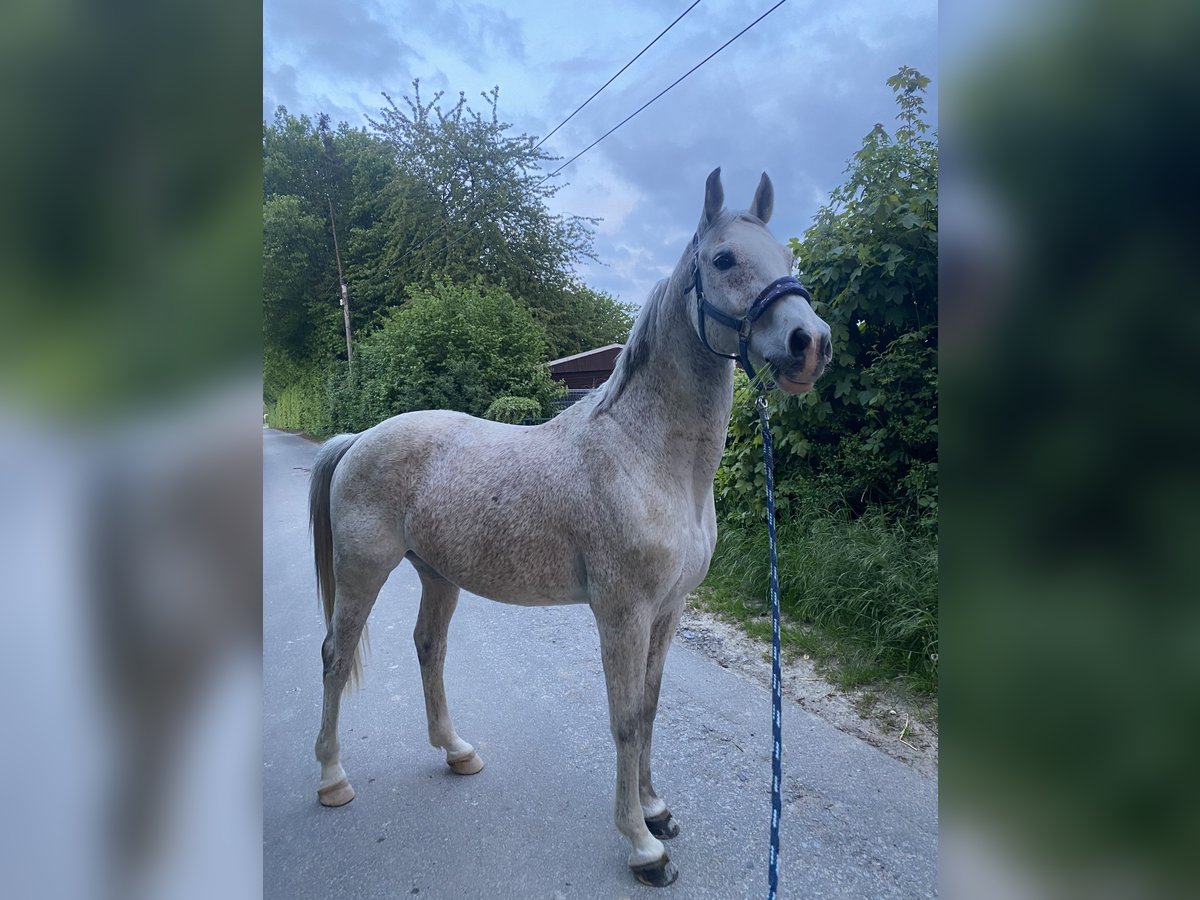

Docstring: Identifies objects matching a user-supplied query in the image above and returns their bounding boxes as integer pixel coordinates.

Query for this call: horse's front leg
[595,606,679,887]
[640,599,685,840]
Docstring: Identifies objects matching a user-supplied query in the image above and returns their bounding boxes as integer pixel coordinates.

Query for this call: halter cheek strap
[690,234,812,385]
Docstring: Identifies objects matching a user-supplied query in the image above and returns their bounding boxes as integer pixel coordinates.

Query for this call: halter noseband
[689,233,813,386]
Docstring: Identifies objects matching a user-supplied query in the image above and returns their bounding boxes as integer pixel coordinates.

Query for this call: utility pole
[318,114,352,367]
[328,196,353,366]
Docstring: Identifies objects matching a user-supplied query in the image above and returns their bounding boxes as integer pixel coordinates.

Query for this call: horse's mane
[591,277,667,415]
[591,210,754,417]
[592,241,699,416]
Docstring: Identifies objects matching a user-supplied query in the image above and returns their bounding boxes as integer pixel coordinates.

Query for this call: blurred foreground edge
[942,0,1200,897]
[0,0,262,897]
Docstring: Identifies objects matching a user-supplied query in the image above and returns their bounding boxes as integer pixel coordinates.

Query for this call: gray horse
[308,168,831,886]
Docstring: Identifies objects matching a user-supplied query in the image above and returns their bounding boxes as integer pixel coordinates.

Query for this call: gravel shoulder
[677,599,938,779]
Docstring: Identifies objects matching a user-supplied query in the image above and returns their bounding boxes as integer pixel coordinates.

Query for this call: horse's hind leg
[640,600,685,840]
[413,567,483,775]
[314,552,395,807]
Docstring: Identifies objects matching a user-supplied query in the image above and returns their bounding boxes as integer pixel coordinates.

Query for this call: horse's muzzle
[770,326,831,392]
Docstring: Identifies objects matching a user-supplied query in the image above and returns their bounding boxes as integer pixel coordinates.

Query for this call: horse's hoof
[447,752,484,775]
[317,777,356,807]
[631,854,678,887]
[645,810,680,839]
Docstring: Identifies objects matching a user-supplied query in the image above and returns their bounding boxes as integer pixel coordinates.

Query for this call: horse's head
[689,167,832,393]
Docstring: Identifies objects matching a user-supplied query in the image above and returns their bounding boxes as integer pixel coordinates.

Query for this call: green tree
[262,194,341,390]
[263,108,328,218]
[264,85,635,424]
[328,278,563,432]
[536,284,637,359]
[263,109,402,367]
[367,83,598,327]
[317,115,405,332]
[717,66,938,522]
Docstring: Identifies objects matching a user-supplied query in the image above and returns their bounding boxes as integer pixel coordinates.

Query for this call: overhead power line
[534,0,703,151]
[439,0,793,256]
[390,1,703,269]
[543,0,792,180]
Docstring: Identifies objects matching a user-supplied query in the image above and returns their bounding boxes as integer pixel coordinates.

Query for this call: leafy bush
[267,368,332,436]
[717,67,937,524]
[263,95,635,414]
[708,68,938,697]
[484,396,543,424]
[328,277,563,433]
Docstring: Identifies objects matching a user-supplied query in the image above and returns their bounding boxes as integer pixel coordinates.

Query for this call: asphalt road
[264,428,937,899]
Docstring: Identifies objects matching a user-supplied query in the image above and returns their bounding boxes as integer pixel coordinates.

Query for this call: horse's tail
[308,432,367,690]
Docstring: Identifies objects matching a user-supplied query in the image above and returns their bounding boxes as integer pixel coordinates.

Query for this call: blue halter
[689,233,812,386]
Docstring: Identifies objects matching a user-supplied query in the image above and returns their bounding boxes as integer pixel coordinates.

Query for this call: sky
[263,0,937,306]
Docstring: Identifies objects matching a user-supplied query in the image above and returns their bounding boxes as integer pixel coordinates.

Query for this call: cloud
[265,0,528,119]
[264,0,937,303]
[417,2,526,68]
[536,0,938,299]
[263,64,367,127]
[265,0,419,81]
[264,0,426,130]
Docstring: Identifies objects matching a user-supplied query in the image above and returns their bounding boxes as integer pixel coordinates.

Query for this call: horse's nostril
[787,328,811,359]
[820,333,832,361]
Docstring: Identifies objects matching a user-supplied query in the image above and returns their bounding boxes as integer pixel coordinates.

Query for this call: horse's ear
[750,172,773,224]
[699,167,724,233]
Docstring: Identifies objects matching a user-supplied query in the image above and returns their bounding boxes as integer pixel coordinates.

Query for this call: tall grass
[701,509,938,693]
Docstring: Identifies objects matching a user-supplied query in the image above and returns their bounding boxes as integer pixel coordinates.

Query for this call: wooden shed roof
[547,343,624,374]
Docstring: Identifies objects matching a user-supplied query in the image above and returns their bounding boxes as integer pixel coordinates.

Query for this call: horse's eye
[712,253,736,271]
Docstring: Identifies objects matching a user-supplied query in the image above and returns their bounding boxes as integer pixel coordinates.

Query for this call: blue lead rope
[756,394,782,900]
